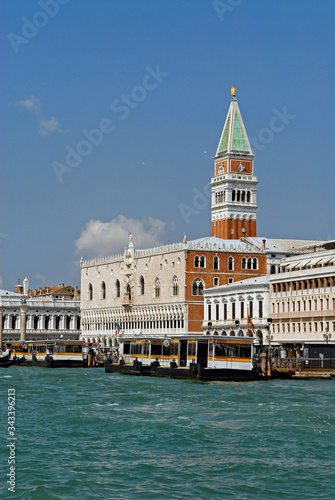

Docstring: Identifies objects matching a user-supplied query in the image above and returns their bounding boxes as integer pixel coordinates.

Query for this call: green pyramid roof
[216,96,253,156]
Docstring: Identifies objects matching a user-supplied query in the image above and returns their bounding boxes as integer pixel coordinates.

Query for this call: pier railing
[271,357,335,371]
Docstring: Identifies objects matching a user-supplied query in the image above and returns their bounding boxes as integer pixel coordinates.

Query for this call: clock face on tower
[237,163,245,172]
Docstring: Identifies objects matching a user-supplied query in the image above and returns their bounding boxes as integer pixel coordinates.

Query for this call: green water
[0,368,334,499]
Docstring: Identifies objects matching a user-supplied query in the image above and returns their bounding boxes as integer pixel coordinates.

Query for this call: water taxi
[7,340,84,367]
[105,335,260,381]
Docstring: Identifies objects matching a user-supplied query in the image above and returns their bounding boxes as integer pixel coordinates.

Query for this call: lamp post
[265,319,273,378]
[323,329,332,344]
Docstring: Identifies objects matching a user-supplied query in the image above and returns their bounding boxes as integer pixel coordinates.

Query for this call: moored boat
[7,340,84,367]
[105,335,260,381]
[0,356,16,368]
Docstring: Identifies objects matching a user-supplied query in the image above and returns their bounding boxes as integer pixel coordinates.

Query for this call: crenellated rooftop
[80,237,264,268]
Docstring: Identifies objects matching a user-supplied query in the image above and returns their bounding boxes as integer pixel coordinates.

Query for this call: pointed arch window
[154,278,161,298]
[88,283,93,301]
[241,257,246,269]
[228,256,234,271]
[126,284,131,301]
[252,258,258,270]
[192,278,204,296]
[101,281,106,300]
[139,276,145,295]
[200,256,206,268]
[247,257,252,269]
[213,256,219,270]
[194,256,199,268]
[172,276,179,296]
[115,279,120,298]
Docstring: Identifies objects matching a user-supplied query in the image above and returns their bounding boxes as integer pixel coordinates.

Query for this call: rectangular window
[224,303,227,320]
[239,345,252,358]
[228,278,233,284]
[258,301,263,318]
[130,343,142,356]
[213,277,219,286]
[187,342,196,358]
[240,302,244,319]
[249,301,253,318]
[170,342,178,357]
[216,303,219,321]
[232,302,236,320]
[151,343,163,356]
[208,304,211,321]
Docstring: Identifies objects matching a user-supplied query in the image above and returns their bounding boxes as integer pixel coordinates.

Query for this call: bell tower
[210,87,258,239]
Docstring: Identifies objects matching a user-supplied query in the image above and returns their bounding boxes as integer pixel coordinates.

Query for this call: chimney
[262,239,266,249]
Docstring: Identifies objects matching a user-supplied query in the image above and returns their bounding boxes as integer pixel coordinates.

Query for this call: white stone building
[202,276,270,345]
[80,234,267,346]
[269,242,335,357]
[0,288,80,344]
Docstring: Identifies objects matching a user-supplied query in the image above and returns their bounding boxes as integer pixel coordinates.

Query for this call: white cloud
[75,215,168,258]
[17,94,68,136]
[18,95,41,114]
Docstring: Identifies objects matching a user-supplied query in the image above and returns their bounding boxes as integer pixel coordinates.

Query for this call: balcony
[121,294,132,307]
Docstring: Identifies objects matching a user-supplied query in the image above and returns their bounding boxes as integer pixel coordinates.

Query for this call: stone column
[20,305,28,342]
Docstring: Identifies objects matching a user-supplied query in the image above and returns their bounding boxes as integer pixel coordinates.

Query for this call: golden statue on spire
[231,86,236,97]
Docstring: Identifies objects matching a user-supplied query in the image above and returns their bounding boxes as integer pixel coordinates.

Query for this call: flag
[115,322,120,336]
[247,308,255,336]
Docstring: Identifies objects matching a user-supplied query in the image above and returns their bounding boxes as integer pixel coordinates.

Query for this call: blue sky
[1,0,334,291]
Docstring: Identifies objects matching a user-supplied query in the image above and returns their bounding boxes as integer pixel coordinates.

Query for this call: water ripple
[0,368,334,499]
